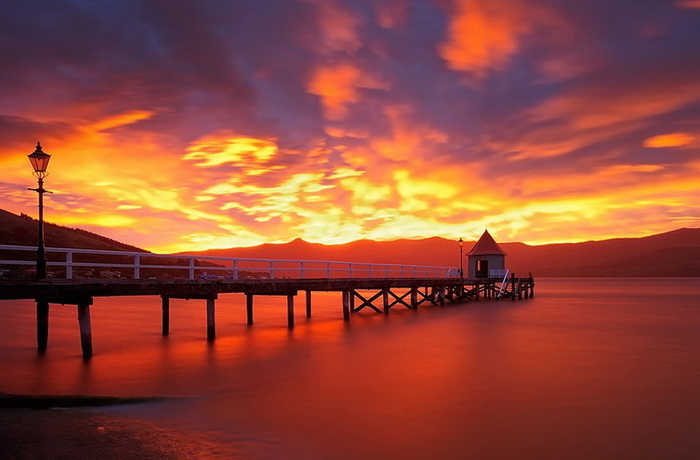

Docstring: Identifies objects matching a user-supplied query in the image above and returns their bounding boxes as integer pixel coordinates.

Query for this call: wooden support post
[475,283,480,301]
[383,289,389,314]
[410,288,418,309]
[287,294,295,329]
[36,300,49,354]
[342,290,350,321]
[246,294,254,325]
[77,301,93,360]
[518,280,523,299]
[349,289,355,312]
[206,298,216,341]
[161,296,170,336]
[511,273,516,302]
[305,290,312,318]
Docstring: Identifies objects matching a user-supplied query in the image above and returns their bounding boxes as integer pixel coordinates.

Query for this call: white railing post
[348,263,352,278]
[189,258,195,280]
[66,251,73,280]
[326,262,331,279]
[300,261,305,279]
[269,261,275,279]
[368,264,372,278]
[232,259,238,280]
[134,255,141,279]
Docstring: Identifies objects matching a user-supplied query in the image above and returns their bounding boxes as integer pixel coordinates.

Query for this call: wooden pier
[0,243,534,359]
[0,275,534,359]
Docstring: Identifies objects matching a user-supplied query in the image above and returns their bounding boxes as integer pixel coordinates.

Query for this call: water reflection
[1,281,700,459]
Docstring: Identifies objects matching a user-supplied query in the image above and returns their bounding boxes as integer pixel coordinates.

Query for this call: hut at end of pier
[467,230,506,278]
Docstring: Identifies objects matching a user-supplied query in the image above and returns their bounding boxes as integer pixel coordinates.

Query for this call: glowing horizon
[1,0,699,254]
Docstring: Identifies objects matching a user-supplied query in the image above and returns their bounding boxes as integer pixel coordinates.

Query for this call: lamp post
[27,142,52,280]
[458,237,464,279]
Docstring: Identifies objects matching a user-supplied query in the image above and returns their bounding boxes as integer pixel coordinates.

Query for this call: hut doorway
[476,259,488,278]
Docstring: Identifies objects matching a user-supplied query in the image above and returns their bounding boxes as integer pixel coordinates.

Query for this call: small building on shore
[467,230,507,278]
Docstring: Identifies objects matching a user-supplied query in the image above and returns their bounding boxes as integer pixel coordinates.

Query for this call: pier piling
[36,300,49,354]
[161,296,170,336]
[206,298,216,341]
[342,290,350,321]
[77,301,93,359]
[246,294,254,325]
[287,294,295,328]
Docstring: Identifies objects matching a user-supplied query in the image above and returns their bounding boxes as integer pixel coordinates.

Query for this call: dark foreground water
[1,278,699,459]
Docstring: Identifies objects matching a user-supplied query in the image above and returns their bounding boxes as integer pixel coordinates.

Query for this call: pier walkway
[0,244,534,359]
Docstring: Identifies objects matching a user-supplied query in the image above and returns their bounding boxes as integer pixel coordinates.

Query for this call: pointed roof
[467,230,507,256]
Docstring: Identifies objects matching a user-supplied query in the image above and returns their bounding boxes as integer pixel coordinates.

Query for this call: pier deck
[0,276,532,300]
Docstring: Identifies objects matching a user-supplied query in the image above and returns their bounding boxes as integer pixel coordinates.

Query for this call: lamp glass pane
[28,152,51,172]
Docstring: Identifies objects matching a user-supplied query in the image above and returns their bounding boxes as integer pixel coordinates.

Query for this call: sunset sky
[1,0,699,253]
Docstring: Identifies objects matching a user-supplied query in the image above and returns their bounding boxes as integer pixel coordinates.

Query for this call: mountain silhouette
[2,208,700,277]
[179,228,700,277]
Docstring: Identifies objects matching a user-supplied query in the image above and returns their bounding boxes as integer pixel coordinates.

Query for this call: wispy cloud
[1,0,699,252]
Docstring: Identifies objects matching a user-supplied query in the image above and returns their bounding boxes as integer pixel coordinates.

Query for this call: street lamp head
[28,141,51,178]
[458,237,463,247]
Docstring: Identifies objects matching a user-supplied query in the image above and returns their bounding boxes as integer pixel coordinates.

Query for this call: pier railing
[0,244,458,281]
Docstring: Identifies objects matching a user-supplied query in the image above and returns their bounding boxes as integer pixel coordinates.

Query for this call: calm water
[1,278,699,459]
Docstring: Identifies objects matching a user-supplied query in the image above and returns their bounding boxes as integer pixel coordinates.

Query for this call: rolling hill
[0,208,148,252]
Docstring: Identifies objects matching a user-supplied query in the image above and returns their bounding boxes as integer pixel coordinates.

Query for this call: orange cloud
[375,2,409,29]
[91,110,154,131]
[597,164,665,175]
[439,0,570,79]
[183,132,279,169]
[304,0,361,53]
[53,213,137,228]
[308,63,384,119]
[440,0,527,77]
[676,0,700,9]
[530,82,700,131]
[643,132,695,148]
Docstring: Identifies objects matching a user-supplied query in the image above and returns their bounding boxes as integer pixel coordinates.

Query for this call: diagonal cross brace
[352,290,384,313]
[414,287,432,306]
[385,289,414,310]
